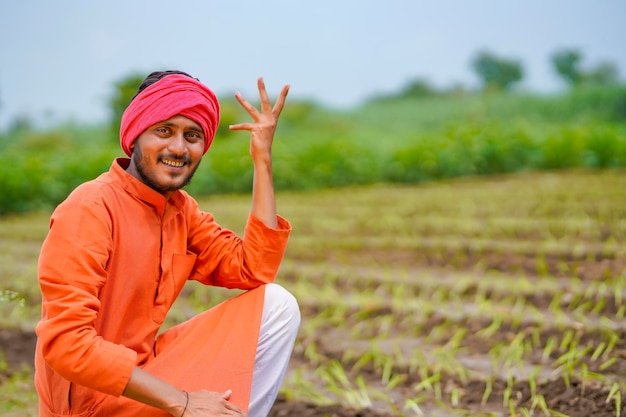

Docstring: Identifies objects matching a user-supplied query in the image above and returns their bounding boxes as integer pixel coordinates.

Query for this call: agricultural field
[0,168,624,416]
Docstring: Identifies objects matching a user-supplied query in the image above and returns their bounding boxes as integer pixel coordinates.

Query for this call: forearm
[230,78,288,230]
[123,367,187,416]
[251,155,278,229]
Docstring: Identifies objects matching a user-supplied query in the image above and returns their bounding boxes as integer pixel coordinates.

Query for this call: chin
[161,175,194,193]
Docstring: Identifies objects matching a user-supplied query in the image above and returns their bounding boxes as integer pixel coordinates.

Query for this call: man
[34,71,300,417]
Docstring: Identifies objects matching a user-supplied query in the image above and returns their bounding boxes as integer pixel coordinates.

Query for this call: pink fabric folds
[120,74,220,156]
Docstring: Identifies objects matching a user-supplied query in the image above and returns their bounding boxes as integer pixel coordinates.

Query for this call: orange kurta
[34,158,291,416]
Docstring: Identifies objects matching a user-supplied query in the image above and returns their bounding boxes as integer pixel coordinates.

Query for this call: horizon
[1,0,624,130]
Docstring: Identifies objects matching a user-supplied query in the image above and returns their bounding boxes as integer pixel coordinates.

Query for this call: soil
[2,172,624,416]
[2,242,624,417]
[3,323,619,417]
[0,329,37,383]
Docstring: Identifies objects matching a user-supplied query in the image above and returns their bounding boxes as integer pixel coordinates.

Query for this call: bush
[384,121,541,182]
[541,124,626,169]
[1,91,625,215]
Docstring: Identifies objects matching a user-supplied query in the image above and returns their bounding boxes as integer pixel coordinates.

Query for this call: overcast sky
[1,0,624,129]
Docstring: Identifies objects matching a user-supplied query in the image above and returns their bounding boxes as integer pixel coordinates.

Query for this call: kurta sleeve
[36,190,137,397]
[186,199,291,289]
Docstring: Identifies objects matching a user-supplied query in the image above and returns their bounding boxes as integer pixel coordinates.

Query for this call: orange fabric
[34,158,291,416]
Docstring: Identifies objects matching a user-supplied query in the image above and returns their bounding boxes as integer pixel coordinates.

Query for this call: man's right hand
[123,367,246,416]
[183,389,247,416]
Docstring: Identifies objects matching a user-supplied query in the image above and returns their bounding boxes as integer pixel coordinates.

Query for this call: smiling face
[126,114,206,198]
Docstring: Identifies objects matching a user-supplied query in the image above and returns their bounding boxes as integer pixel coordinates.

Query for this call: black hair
[132,70,198,99]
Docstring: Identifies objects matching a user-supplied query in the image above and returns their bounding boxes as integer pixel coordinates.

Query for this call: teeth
[162,159,184,167]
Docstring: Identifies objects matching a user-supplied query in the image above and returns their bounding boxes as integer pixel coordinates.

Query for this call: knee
[264,283,301,328]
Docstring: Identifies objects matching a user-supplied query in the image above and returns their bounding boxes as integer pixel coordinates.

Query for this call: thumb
[221,389,233,399]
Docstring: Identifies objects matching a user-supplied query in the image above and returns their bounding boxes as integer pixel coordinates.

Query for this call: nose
[167,132,187,155]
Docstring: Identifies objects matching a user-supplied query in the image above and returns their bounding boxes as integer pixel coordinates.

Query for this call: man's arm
[123,367,245,416]
[230,77,289,229]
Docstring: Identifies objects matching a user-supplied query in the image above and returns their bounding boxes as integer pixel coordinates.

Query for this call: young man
[34,71,300,417]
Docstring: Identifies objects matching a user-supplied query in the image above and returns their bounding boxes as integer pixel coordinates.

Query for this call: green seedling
[478,315,503,338]
[481,376,493,406]
[599,357,617,371]
[548,292,564,311]
[385,372,406,390]
[450,387,462,407]
[317,360,373,409]
[303,341,325,366]
[542,336,558,363]
[605,331,620,358]
[591,298,606,314]
[409,348,427,375]
[381,356,394,385]
[404,396,427,416]
[613,276,624,307]
[559,329,575,351]
[414,370,442,397]
[591,342,607,361]
[507,397,516,417]
[528,366,541,399]
[281,368,335,406]
[502,374,515,408]
[530,327,542,349]
[606,382,622,417]
[547,409,572,417]
[530,393,550,416]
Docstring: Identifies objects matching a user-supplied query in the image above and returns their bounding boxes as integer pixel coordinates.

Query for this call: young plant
[606,382,622,417]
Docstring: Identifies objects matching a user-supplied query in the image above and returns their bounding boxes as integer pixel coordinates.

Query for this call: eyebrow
[185,125,204,135]
[158,121,204,134]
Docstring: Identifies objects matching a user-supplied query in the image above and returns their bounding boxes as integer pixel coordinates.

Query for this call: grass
[1,168,625,416]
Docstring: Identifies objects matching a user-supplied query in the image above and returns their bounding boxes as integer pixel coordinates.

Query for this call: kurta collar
[109,158,186,216]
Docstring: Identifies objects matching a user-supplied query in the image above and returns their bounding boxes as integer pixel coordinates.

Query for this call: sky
[0,0,624,130]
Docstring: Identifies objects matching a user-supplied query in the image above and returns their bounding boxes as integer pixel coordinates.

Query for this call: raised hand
[229,77,289,161]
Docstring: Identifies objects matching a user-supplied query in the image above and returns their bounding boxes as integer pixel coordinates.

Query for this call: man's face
[126,115,205,198]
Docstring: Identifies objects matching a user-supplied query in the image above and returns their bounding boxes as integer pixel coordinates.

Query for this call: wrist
[253,155,273,171]
[251,146,272,164]
[168,390,189,416]
[179,390,189,417]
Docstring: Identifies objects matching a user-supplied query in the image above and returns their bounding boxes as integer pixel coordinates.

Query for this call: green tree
[107,72,146,143]
[585,62,620,86]
[551,48,621,88]
[471,51,523,91]
[551,49,583,86]
[400,78,437,98]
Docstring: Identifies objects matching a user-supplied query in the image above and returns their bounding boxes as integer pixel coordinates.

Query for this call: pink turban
[120,74,220,157]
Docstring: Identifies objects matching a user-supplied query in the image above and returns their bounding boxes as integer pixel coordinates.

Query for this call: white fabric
[248,284,300,417]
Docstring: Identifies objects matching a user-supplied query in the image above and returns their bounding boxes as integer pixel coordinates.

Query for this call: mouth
[160,157,188,168]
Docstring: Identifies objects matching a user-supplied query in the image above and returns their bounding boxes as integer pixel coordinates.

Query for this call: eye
[185,131,204,142]
[155,126,171,135]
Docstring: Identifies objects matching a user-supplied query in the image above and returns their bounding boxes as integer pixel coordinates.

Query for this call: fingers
[187,389,246,415]
[257,77,289,119]
[234,91,260,120]
[219,390,245,415]
[228,122,255,131]
[233,77,289,122]
[257,77,272,115]
[272,84,290,119]
[225,401,245,415]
